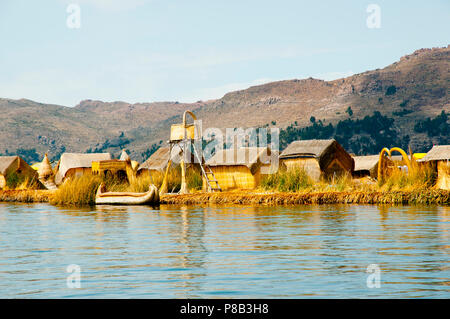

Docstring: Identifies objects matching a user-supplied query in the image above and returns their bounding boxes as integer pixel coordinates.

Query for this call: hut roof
[418,145,450,162]
[0,156,18,175]
[138,146,183,172]
[0,156,37,178]
[55,153,111,184]
[280,139,354,172]
[206,147,271,174]
[280,139,336,159]
[119,150,131,161]
[353,155,380,171]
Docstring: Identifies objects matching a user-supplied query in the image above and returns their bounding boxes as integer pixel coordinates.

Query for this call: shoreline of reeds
[0,189,54,203]
[1,189,448,206]
[160,190,450,206]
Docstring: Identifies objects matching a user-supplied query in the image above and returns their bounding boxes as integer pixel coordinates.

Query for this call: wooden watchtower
[159,110,221,195]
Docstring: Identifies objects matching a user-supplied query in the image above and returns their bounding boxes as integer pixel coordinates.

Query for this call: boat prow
[95,183,159,205]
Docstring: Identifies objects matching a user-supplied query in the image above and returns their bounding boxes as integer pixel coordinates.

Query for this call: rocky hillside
[0,46,448,163]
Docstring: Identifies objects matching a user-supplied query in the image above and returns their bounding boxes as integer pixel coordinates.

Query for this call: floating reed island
[0,143,449,206]
[0,165,448,206]
[1,188,448,206]
[1,111,449,207]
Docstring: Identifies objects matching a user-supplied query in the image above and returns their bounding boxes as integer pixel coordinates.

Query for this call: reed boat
[95,183,159,205]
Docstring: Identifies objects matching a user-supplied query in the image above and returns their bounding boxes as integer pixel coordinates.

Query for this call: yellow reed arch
[183,110,197,126]
[378,147,413,180]
[378,148,390,180]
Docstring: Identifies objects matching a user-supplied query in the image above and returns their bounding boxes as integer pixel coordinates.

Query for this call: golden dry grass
[50,174,102,206]
[378,163,437,192]
[261,165,437,194]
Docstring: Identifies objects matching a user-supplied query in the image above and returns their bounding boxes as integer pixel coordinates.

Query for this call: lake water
[0,203,448,298]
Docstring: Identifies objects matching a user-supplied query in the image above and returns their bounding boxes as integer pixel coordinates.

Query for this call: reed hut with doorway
[279,139,354,181]
[204,147,273,190]
[54,153,111,185]
[352,155,393,179]
[0,156,38,189]
[418,145,450,190]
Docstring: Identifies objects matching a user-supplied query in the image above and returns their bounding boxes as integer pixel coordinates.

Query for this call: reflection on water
[0,203,448,298]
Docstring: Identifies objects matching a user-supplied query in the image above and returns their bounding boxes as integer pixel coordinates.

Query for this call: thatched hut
[279,139,354,181]
[54,153,111,185]
[352,155,394,179]
[418,145,450,190]
[137,147,181,177]
[137,146,199,175]
[0,156,38,189]
[352,155,380,178]
[204,147,272,190]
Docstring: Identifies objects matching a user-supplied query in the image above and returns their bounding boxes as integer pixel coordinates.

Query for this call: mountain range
[1,45,448,163]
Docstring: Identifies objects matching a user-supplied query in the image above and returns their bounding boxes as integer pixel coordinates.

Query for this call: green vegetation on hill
[414,110,449,137]
[279,111,448,155]
[0,148,40,164]
[278,110,448,155]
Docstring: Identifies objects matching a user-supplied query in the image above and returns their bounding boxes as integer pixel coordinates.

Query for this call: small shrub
[385,85,397,96]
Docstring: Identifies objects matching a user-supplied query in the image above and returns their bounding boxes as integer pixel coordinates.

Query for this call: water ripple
[0,203,448,298]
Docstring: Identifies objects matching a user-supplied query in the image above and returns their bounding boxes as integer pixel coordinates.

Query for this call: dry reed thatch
[0,156,40,189]
[205,147,272,190]
[119,149,131,161]
[138,146,182,173]
[206,147,271,174]
[280,139,354,180]
[55,153,111,185]
[38,153,53,180]
[352,154,389,178]
[417,145,450,190]
[418,145,450,162]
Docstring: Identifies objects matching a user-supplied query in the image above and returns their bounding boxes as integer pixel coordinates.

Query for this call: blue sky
[0,0,448,106]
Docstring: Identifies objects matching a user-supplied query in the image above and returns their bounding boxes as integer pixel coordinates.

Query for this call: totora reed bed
[161,189,449,205]
[0,166,448,206]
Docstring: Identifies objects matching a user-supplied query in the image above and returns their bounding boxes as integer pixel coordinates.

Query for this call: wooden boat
[95,183,159,205]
